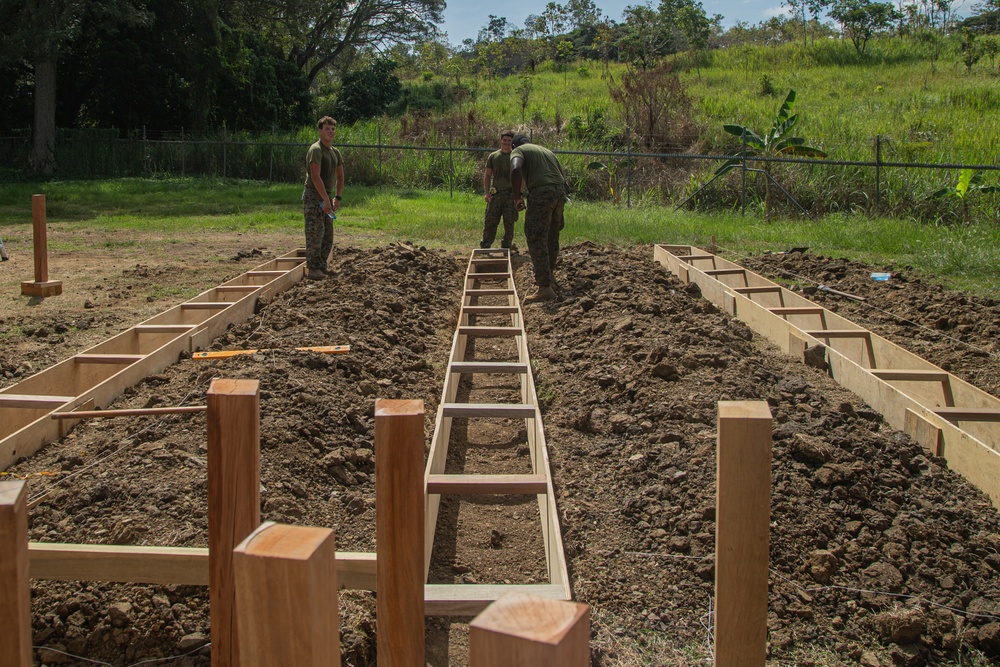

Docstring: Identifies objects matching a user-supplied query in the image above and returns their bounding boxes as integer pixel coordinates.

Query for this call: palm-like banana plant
[717,90,827,219]
[928,169,1000,223]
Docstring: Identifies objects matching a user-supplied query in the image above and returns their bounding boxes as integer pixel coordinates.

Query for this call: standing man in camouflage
[302,116,345,280]
[510,135,567,303]
[479,130,518,250]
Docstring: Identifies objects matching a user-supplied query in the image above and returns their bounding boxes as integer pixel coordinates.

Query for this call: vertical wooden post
[233,522,340,667]
[208,379,261,667]
[31,195,47,283]
[715,401,772,667]
[21,194,62,297]
[0,481,32,667]
[469,592,589,666]
[375,398,425,667]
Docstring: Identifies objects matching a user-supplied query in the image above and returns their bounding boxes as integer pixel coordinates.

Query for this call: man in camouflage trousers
[480,130,518,250]
[302,116,345,280]
[510,134,567,303]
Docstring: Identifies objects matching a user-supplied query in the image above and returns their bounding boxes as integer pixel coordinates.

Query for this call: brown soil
[3,233,1000,667]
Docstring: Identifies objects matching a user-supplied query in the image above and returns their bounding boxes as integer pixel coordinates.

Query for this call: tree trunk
[28,37,58,175]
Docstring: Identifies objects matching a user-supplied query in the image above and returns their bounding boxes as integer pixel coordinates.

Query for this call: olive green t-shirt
[486,150,512,191]
[510,143,565,192]
[303,141,343,194]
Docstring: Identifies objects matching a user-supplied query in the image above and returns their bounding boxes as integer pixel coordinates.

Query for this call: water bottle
[319,203,336,220]
[870,272,890,281]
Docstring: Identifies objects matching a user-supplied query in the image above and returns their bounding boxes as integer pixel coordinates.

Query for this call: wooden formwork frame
[653,244,1000,506]
[0,249,308,471]
[423,248,571,615]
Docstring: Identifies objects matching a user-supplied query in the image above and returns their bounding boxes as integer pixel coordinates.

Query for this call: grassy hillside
[329,35,1000,222]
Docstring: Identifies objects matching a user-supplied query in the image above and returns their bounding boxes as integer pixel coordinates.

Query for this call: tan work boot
[524,285,557,303]
[307,268,325,280]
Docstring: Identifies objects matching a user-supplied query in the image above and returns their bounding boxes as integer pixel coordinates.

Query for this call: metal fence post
[626,127,632,208]
[223,124,228,179]
[449,126,454,198]
[378,124,383,189]
[181,127,186,177]
[741,129,748,218]
[875,134,882,213]
[269,125,275,183]
[143,125,148,177]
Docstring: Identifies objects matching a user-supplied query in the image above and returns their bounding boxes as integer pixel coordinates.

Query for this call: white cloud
[762,5,793,18]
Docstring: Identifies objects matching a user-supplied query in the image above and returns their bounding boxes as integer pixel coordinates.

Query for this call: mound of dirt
[5,243,1000,666]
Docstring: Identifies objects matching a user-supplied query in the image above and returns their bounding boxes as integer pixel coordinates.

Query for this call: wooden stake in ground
[208,379,261,667]
[0,481,31,667]
[20,194,62,297]
[375,398,425,667]
[469,592,589,666]
[233,522,340,667]
[714,401,772,667]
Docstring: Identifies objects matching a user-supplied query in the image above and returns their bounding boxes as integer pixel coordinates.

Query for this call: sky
[439,0,791,45]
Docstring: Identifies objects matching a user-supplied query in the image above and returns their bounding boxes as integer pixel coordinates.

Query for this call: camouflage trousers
[523,188,566,288]
[302,188,333,270]
[480,190,517,249]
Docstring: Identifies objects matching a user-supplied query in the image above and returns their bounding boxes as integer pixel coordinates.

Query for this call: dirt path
[3,235,1000,666]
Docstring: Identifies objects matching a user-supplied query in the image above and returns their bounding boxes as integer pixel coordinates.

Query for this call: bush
[335,58,403,124]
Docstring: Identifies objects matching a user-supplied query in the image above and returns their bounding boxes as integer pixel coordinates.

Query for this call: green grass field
[329,36,1000,220]
[2,177,997,297]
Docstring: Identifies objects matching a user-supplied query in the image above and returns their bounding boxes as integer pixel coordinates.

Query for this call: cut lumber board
[804,329,872,339]
[465,289,516,296]
[457,326,522,338]
[426,474,547,495]
[180,302,233,310]
[933,408,1000,422]
[769,307,825,316]
[424,584,568,616]
[449,362,529,375]
[73,354,145,364]
[27,543,376,591]
[133,324,198,333]
[51,406,206,420]
[441,403,536,419]
[462,306,519,314]
[215,285,261,292]
[0,395,76,409]
[871,370,951,382]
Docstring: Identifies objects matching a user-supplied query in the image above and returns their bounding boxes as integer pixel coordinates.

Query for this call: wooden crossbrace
[424,248,571,615]
[653,244,1000,507]
[0,395,76,409]
[1,249,307,471]
[74,354,145,365]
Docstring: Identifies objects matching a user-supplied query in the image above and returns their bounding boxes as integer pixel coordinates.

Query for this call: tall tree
[620,4,670,69]
[564,0,601,30]
[830,0,901,54]
[236,0,444,87]
[0,0,149,173]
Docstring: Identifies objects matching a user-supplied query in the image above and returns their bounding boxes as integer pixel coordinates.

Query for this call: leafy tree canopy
[334,57,403,124]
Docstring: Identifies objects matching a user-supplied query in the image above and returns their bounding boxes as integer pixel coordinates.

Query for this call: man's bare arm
[483,167,494,202]
[510,157,525,209]
[310,162,332,213]
[334,165,345,211]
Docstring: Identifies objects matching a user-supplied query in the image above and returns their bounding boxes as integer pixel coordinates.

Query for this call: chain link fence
[2,128,999,219]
